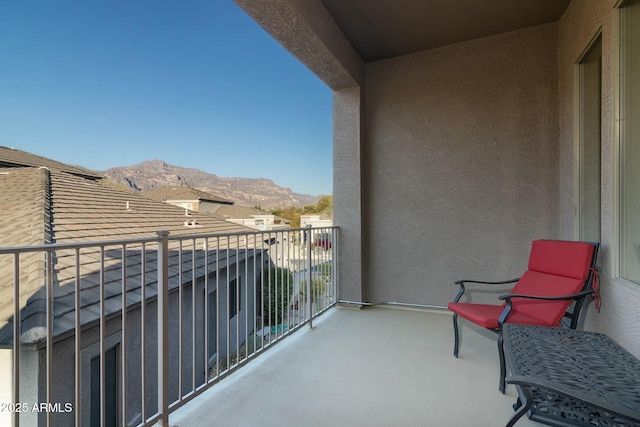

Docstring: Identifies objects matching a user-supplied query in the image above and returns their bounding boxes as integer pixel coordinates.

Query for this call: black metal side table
[502,323,640,427]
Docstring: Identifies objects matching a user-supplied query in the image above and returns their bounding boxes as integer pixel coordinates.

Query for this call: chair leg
[453,313,460,358]
[498,332,506,394]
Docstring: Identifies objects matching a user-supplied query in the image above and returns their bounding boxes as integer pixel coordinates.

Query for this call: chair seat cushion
[448,302,551,329]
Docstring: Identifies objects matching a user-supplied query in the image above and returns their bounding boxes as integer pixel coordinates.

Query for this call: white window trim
[573,29,603,242]
[612,0,640,290]
[613,0,623,280]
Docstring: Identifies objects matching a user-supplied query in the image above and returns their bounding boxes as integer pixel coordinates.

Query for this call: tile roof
[0,159,264,346]
[0,146,102,180]
[0,168,50,334]
[214,204,273,219]
[50,171,246,242]
[141,186,233,205]
[0,167,52,247]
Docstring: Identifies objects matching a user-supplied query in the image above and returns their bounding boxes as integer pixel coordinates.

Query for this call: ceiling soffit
[321,0,571,62]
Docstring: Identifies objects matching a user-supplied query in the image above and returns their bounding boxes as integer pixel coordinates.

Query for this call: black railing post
[305,226,313,329]
[157,231,169,426]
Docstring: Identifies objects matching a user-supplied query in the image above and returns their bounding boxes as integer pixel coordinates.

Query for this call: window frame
[574,32,603,243]
[614,0,640,286]
[228,276,242,320]
[82,332,121,427]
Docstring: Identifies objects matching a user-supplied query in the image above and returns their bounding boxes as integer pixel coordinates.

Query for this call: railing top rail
[0,236,162,255]
[0,225,339,255]
[172,225,338,241]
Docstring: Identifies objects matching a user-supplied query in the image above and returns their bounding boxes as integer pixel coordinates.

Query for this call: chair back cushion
[527,240,594,280]
[510,240,595,326]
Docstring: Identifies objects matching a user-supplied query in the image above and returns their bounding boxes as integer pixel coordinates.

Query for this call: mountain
[102,160,321,210]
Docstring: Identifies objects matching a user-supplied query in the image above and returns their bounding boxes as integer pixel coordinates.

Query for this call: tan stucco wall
[363,24,560,306]
[236,0,640,358]
[334,87,366,303]
[233,0,364,89]
[558,0,640,358]
[0,350,11,427]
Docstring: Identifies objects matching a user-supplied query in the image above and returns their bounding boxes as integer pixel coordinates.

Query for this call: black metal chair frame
[451,242,599,393]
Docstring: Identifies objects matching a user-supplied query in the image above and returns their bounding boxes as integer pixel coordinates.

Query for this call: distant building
[300,215,334,250]
[142,186,292,231]
[300,214,333,229]
[141,186,234,213]
[225,213,291,231]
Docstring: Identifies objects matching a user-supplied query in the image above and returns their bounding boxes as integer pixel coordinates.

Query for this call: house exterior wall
[227,215,287,230]
[171,201,198,211]
[334,86,366,303]
[0,350,9,427]
[300,215,333,228]
[557,0,640,357]
[22,257,258,426]
[363,24,560,306]
[236,0,640,358]
[0,348,34,426]
[197,201,230,213]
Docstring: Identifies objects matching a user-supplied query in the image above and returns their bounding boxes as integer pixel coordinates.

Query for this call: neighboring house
[209,205,294,268]
[0,147,266,426]
[209,204,291,231]
[142,186,292,230]
[143,187,295,268]
[300,215,334,250]
[226,214,291,231]
[300,215,333,229]
[141,185,234,213]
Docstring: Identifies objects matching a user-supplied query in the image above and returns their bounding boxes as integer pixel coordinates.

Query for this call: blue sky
[0,1,333,196]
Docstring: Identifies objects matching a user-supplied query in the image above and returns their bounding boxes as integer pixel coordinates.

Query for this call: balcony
[0,226,338,427]
[0,225,540,426]
[169,305,538,427]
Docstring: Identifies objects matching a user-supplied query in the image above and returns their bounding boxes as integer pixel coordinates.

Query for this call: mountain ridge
[102,160,322,210]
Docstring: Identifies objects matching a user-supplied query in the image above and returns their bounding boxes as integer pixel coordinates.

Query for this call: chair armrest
[498,289,594,302]
[454,278,520,286]
[453,278,520,303]
[497,290,594,327]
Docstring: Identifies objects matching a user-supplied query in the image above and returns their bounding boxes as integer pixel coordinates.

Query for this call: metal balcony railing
[0,226,338,427]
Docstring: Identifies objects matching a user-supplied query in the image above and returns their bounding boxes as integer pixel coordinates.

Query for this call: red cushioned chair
[448,239,599,393]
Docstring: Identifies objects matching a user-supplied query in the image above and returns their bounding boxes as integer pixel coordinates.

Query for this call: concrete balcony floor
[170,305,538,427]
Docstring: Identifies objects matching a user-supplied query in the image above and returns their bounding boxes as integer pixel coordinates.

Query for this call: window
[619,0,640,284]
[577,35,602,243]
[90,346,118,427]
[228,277,242,319]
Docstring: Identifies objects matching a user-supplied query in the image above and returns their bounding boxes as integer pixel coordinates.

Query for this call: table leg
[506,387,532,427]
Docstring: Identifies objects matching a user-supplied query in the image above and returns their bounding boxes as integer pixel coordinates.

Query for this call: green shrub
[317,262,332,278]
[263,267,294,325]
[300,278,327,300]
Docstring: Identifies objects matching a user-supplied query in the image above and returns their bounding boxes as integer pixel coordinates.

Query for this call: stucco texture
[558,0,640,358]
[333,87,366,303]
[235,0,640,358]
[363,24,560,306]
